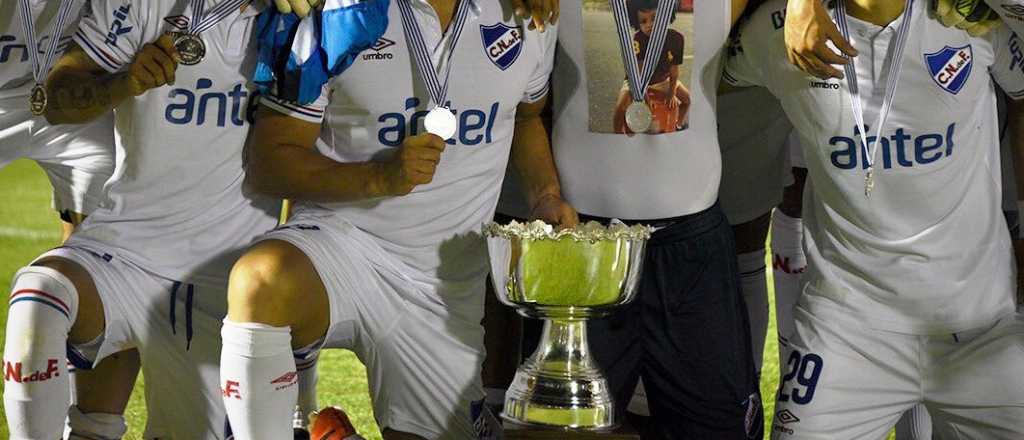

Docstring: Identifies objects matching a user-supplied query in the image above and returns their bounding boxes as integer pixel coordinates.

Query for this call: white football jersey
[69,0,279,282]
[262,0,556,316]
[725,0,1024,334]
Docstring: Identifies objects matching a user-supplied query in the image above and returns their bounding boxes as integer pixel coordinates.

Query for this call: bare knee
[32,257,103,344]
[227,240,329,335]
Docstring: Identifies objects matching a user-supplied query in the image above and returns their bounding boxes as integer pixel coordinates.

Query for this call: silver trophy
[484,220,651,431]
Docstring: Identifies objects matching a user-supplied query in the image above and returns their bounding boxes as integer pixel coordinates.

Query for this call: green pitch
[0,160,892,439]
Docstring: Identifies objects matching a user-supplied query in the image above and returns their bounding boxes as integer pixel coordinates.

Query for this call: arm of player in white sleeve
[722,17,770,88]
[989,26,1024,99]
[986,0,1024,36]
[521,23,558,104]
[260,84,330,124]
[72,0,153,73]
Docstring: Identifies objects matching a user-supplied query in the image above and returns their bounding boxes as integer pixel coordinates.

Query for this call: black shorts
[584,203,763,439]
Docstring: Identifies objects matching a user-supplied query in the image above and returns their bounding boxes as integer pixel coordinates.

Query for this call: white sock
[220,320,297,440]
[770,210,805,341]
[294,341,321,429]
[4,266,78,440]
[66,405,127,440]
[894,404,932,440]
[738,249,769,373]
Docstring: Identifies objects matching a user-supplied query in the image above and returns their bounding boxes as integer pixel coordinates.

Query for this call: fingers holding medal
[124,34,180,96]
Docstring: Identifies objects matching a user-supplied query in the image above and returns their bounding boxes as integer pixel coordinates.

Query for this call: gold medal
[29,83,47,116]
[174,33,206,66]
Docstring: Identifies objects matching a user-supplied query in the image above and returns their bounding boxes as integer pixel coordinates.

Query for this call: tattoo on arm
[48,74,112,113]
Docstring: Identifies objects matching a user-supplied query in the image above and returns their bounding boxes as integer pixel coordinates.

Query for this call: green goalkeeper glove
[933,0,1004,36]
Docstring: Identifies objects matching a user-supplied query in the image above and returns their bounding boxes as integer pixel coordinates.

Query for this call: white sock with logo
[894,404,932,440]
[738,249,769,373]
[4,266,78,440]
[770,210,805,341]
[221,320,297,440]
[294,341,321,429]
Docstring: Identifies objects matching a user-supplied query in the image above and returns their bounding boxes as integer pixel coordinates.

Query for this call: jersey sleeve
[722,17,770,88]
[259,84,330,124]
[986,0,1024,37]
[521,23,557,104]
[72,0,149,73]
[989,26,1024,99]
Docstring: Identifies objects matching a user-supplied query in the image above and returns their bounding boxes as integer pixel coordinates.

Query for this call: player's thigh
[928,314,1024,439]
[227,238,330,342]
[73,348,140,414]
[32,254,104,344]
[770,305,919,440]
[365,311,487,440]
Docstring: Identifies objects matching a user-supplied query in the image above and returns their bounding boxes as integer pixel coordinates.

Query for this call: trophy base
[501,319,617,431]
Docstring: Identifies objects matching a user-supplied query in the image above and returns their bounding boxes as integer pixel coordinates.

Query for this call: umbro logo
[809,80,840,90]
[363,37,396,61]
[1002,3,1024,21]
[163,15,189,31]
[776,409,801,424]
[271,371,297,385]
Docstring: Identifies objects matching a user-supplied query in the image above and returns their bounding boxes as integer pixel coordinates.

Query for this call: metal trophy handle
[484,221,650,431]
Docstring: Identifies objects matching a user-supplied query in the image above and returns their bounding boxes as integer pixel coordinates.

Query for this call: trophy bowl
[484,220,651,431]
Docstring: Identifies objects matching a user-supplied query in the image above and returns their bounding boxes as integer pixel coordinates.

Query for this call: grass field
[0,159,813,439]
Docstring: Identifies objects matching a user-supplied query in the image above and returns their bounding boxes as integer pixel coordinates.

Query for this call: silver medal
[174,33,206,66]
[424,106,458,140]
[625,101,652,133]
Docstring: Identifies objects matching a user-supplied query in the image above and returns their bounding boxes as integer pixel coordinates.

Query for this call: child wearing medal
[613,0,691,134]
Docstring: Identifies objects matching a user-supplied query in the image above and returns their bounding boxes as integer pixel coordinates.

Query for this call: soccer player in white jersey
[218,1,565,438]
[725,0,1024,437]
[1,0,282,438]
[0,2,149,439]
[0,0,114,241]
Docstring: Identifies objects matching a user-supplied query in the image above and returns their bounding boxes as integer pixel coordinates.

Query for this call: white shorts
[0,92,114,216]
[771,302,1024,440]
[37,245,229,440]
[260,216,491,440]
[718,88,796,225]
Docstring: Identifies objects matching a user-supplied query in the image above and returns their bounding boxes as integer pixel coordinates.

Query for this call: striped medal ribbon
[17,0,78,115]
[610,0,675,133]
[396,0,473,141]
[174,0,251,66]
[835,0,916,198]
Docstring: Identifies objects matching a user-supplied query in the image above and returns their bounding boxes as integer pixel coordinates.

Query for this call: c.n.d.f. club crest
[925,45,973,95]
[480,23,522,70]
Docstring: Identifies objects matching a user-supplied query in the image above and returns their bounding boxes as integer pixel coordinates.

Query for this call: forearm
[511,115,562,207]
[45,70,132,125]
[246,140,385,203]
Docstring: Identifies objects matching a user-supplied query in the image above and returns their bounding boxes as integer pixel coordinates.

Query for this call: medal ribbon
[186,0,251,36]
[610,0,675,103]
[396,0,473,109]
[835,0,915,196]
[17,0,77,84]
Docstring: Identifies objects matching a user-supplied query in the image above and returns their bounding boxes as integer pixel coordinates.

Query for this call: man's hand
[933,0,1003,36]
[529,193,579,228]
[375,133,447,196]
[274,0,321,18]
[120,34,179,96]
[784,0,857,80]
[511,0,559,32]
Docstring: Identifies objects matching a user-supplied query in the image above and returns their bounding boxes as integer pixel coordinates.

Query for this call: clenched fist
[511,0,560,31]
[376,133,447,196]
[933,0,1003,37]
[121,34,179,96]
[274,0,321,18]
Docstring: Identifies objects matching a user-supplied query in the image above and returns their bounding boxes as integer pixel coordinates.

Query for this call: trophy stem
[503,318,616,430]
